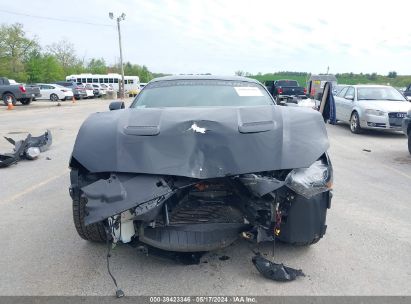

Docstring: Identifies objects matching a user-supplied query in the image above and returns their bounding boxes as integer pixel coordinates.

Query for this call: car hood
[70,105,329,178]
[358,100,411,112]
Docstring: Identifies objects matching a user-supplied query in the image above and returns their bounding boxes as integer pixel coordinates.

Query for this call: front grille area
[388,112,406,127]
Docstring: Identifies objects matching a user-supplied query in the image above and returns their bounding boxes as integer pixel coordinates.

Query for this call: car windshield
[357,87,406,101]
[131,80,274,108]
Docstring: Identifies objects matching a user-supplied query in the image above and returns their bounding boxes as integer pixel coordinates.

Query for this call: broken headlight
[285,157,333,198]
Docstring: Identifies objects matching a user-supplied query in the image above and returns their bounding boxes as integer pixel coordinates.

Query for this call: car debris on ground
[0,130,52,168]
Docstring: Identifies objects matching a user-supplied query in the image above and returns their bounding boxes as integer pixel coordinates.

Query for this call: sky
[1,0,411,75]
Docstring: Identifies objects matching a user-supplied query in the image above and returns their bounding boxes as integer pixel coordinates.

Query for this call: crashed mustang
[69,76,333,253]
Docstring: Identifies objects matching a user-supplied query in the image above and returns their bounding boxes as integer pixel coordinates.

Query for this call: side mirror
[345,95,354,101]
[109,101,125,111]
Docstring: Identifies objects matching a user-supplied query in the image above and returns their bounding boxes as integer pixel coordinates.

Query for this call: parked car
[402,110,411,154]
[78,83,94,99]
[403,83,411,101]
[100,83,113,92]
[0,77,40,106]
[36,83,73,101]
[54,82,87,100]
[333,84,348,96]
[92,84,106,97]
[139,83,147,89]
[265,79,306,103]
[334,85,411,133]
[69,75,333,254]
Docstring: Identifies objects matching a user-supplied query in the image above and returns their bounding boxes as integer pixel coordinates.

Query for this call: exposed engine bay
[69,153,332,251]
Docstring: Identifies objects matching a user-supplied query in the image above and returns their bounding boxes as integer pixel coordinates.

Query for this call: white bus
[65,73,140,93]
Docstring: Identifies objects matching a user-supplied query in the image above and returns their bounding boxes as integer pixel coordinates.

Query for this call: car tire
[50,94,59,102]
[350,111,362,134]
[408,132,411,155]
[3,93,17,106]
[72,192,107,242]
[20,98,32,105]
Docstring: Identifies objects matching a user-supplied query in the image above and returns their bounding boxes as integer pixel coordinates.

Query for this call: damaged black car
[69,76,333,253]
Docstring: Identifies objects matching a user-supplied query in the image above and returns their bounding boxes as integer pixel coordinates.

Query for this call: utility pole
[109,12,126,99]
[326,66,330,74]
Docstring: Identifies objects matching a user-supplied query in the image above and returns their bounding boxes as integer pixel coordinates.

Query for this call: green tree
[120,62,153,82]
[0,23,39,81]
[87,58,107,74]
[388,71,397,78]
[46,40,82,75]
[26,51,64,83]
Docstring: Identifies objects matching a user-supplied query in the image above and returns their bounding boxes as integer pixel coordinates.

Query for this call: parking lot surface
[0,100,410,296]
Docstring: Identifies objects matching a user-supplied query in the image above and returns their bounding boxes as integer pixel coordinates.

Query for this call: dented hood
[70,105,329,178]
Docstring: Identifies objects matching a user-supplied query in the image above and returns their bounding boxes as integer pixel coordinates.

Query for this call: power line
[0,9,113,27]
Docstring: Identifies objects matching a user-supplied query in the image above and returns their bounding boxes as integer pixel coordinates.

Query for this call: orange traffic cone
[7,100,14,110]
[72,96,76,104]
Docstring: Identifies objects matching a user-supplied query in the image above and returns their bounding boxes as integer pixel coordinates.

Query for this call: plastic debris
[0,130,52,168]
[252,253,305,281]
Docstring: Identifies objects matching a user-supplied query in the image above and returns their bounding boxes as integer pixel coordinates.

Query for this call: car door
[341,87,355,121]
[39,85,51,100]
[334,87,348,121]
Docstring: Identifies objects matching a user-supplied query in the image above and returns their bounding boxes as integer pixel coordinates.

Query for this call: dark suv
[54,81,87,100]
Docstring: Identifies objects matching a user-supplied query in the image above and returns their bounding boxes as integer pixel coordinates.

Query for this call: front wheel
[72,192,107,242]
[50,94,59,102]
[350,111,362,134]
[3,93,17,106]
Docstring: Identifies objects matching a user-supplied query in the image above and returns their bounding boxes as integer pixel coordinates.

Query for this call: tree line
[0,23,157,84]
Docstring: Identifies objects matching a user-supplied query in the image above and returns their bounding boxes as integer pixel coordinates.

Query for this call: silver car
[334,85,411,134]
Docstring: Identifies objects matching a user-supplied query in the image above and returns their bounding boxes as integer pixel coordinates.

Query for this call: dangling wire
[105,218,125,298]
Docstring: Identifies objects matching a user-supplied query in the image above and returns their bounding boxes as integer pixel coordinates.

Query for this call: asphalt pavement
[0,99,410,296]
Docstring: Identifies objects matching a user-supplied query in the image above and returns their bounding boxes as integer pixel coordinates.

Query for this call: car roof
[149,75,261,84]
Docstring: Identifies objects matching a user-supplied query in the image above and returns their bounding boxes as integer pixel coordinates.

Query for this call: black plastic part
[139,223,249,252]
[238,174,284,197]
[278,191,329,244]
[0,130,52,168]
[81,174,172,225]
[109,101,125,111]
[252,253,305,281]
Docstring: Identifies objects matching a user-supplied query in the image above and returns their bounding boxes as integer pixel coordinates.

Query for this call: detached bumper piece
[252,253,305,281]
[0,130,52,168]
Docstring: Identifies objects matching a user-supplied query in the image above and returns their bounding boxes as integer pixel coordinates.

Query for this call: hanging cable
[0,9,113,27]
[105,219,125,298]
